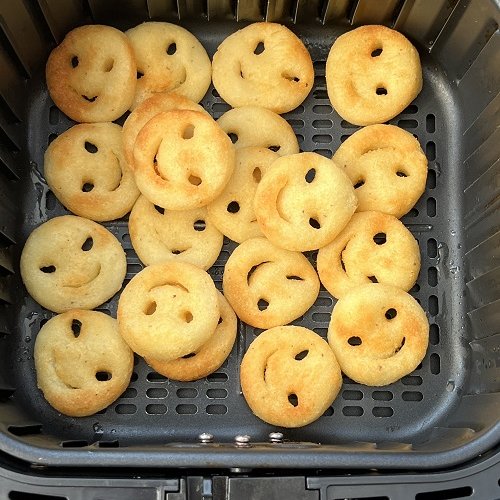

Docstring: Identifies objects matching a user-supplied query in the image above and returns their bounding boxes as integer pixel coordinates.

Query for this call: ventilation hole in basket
[98,440,119,448]
[429,295,439,316]
[385,308,397,320]
[115,404,137,414]
[176,387,198,399]
[82,182,94,192]
[410,283,420,294]
[213,103,231,114]
[130,372,138,382]
[206,372,228,382]
[316,296,333,307]
[289,119,304,129]
[373,407,393,417]
[404,104,418,114]
[176,403,197,414]
[48,133,58,145]
[121,387,137,398]
[407,208,419,217]
[166,42,176,55]
[342,406,363,416]
[371,48,383,57]
[427,169,436,189]
[340,134,350,143]
[227,201,240,213]
[8,424,42,436]
[398,119,418,129]
[313,119,332,128]
[207,388,227,399]
[254,41,265,54]
[61,440,88,447]
[40,265,56,273]
[305,168,316,183]
[430,324,440,345]
[206,404,227,414]
[415,486,473,500]
[294,350,309,360]
[49,105,60,125]
[309,217,321,229]
[182,352,196,359]
[368,275,378,283]
[354,179,364,189]
[426,141,436,161]
[146,404,167,415]
[342,390,363,400]
[313,89,328,99]
[82,95,97,103]
[71,319,81,338]
[427,238,438,258]
[322,406,334,416]
[313,104,332,114]
[313,327,328,337]
[227,132,238,144]
[257,298,269,311]
[402,375,422,386]
[376,87,387,95]
[183,311,193,323]
[372,390,393,401]
[81,237,93,251]
[95,371,112,381]
[288,393,298,407]
[144,301,156,315]
[314,149,331,157]
[137,71,144,79]
[147,387,168,398]
[182,124,194,139]
[188,175,202,186]
[312,134,332,144]
[428,267,438,287]
[430,353,440,374]
[71,55,79,68]
[402,391,423,401]
[147,372,167,382]
[44,190,57,211]
[426,114,436,133]
[427,197,436,217]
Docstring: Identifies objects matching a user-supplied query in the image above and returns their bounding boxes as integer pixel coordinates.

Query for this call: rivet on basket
[268,432,284,443]
[234,435,251,447]
[198,432,214,444]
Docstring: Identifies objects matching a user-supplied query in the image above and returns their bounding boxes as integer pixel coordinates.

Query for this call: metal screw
[268,432,283,443]
[198,432,213,444]
[234,434,251,447]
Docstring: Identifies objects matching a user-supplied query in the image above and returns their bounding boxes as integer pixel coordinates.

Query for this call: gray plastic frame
[0,0,496,470]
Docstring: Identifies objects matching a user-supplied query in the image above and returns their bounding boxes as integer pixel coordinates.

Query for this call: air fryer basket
[0,0,497,469]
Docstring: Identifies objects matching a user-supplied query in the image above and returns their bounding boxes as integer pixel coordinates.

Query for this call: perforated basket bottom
[5,23,465,448]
